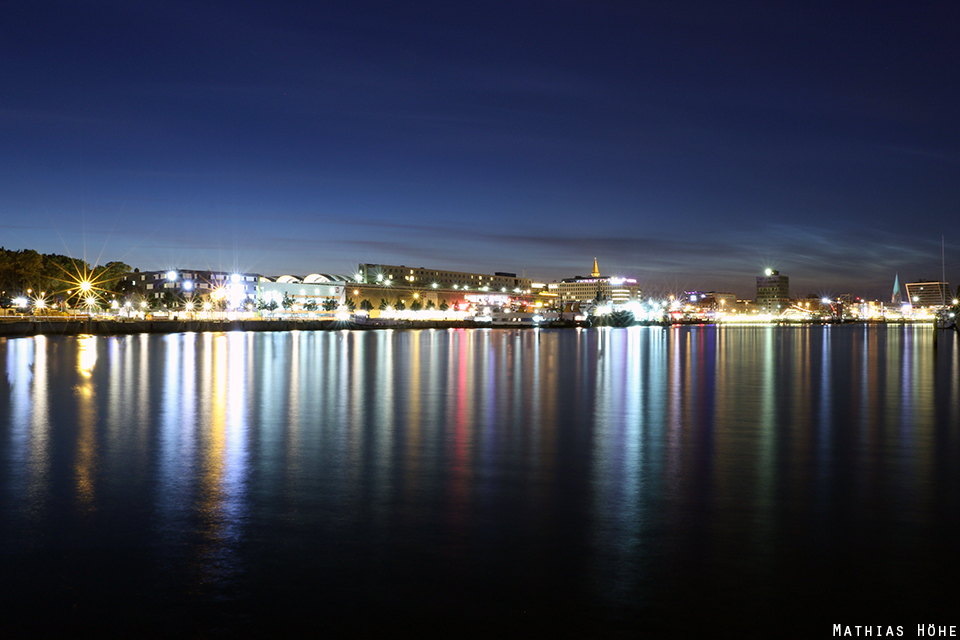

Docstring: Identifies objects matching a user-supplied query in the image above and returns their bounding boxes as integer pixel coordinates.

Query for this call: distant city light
[183,281,194,291]
[166,271,177,281]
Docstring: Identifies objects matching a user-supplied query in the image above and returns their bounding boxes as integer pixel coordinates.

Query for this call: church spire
[591,257,600,278]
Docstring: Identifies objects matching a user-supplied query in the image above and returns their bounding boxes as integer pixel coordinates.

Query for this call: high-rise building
[756,269,789,314]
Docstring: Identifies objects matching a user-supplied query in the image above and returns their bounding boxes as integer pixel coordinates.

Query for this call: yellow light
[80,280,93,293]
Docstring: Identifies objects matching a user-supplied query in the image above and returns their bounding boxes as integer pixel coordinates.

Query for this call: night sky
[3,1,958,299]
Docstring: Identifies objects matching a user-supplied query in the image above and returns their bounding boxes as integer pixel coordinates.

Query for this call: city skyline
[3,2,958,299]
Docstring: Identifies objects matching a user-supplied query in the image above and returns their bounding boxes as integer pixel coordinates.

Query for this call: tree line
[0,247,130,303]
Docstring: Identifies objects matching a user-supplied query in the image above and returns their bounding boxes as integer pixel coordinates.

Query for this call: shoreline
[0,316,936,338]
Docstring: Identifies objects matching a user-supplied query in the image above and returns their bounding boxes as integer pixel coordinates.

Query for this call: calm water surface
[2,325,959,637]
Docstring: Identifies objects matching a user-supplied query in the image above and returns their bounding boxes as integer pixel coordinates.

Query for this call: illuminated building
[258,274,349,310]
[685,291,736,312]
[904,280,951,308]
[756,269,789,314]
[547,258,640,304]
[356,263,533,293]
[121,269,259,304]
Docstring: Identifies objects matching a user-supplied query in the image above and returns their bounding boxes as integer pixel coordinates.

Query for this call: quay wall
[0,318,550,338]
[1,317,932,338]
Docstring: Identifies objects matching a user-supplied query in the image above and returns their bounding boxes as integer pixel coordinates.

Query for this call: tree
[160,291,179,310]
[282,292,296,310]
[395,299,406,311]
[426,300,435,310]
[439,299,449,311]
[257,299,278,312]
[410,300,422,311]
[322,299,338,311]
[91,261,132,295]
[0,248,138,299]
[360,299,373,311]
[379,298,388,311]
[13,249,43,292]
[0,250,12,293]
[304,300,318,312]
[345,297,356,311]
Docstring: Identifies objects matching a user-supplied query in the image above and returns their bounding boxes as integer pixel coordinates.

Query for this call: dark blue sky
[3,1,958,298]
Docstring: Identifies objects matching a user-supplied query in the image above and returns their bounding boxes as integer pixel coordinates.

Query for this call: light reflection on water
[1,325,958,636]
